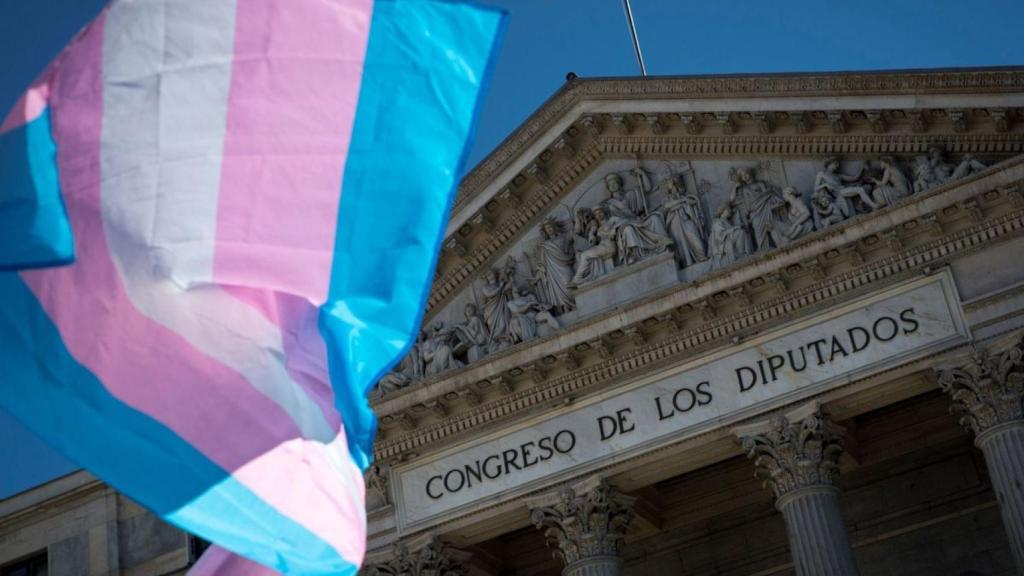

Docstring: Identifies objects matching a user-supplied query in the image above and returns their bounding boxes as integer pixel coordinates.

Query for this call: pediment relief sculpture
[375,149,989,396]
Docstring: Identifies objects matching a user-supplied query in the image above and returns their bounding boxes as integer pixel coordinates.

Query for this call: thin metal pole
[621,0,647,76]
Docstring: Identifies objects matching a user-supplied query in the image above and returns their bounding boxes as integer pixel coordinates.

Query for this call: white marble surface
[394,273,969,531]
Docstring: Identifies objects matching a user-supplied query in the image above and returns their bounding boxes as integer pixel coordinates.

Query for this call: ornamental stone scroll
[528,478,636,576]
[361,537,468,576]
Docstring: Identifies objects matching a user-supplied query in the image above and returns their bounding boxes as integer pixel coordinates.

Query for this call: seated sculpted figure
[709,204,751,269]
[506,285,560,344]
[604,169,652,218]
[912,155,942,194]
[776,187,814,245]
[609,211,672,267]
[454,303,490,363]
[569,199,678,287]
[377,331,426,396]
[422,321,463,377]
[603,171,673,259]
[812,188,847,229]
[570,205,617,286]
[914,147,986,194]
[868,156,911,208]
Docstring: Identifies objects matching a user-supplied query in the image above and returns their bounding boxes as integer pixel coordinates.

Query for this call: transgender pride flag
[0,1,503,574]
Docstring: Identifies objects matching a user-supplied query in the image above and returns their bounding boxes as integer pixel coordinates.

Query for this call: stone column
[937,337,1024,573]
[738,409,859,576]
[530,479,635,576]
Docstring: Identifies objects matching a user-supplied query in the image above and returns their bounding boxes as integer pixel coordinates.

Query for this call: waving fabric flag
[0,0,504,574]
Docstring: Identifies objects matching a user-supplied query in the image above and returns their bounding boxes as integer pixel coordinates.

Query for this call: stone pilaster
[739,409,859,576]
[362,537,468,576]
[530,479,635,576]
[937,337,1024,573]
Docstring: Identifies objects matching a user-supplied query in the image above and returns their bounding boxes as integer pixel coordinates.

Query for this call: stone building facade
[4,68,1024,576]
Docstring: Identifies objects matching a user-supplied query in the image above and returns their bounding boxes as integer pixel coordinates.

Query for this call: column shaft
[977,422,1024,573]
[563,556,621,576]
[777,486,859,576]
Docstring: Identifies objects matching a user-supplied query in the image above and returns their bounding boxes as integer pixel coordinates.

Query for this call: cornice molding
[455,69,1024,214]
[378,158,1024,419]
[433,133,1024,316]
[0,474,105,530]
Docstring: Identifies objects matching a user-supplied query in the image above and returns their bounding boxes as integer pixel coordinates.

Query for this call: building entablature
[362,69,1024,558]
[376,161,1024,428]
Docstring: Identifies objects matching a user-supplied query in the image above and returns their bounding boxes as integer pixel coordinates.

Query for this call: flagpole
[620,0,647,76]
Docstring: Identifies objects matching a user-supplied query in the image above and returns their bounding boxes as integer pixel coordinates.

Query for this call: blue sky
[1,0,1022,499]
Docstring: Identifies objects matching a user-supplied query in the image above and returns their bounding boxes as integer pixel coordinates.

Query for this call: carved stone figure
[815,156,880,217]
[606,206,672,267]
[929,146,987,183]
[604,169,652,219]
[480,268,512,345]
[378,371,411,396]
[777,186,814,244]
[531,217,576,314]
[506,285,561,344]
[454,303,490,363]
[729,167,785,252]
[422,321,462,376]
[814,157,879,217]
[570,205,618,286]
[868,156,912,208]
[660,174,709,266]
[709,204,750,269]
[811,188,847,229]
[573,207,598,253]
[377,331,426,395]
[365,462,390,507]
[912,155,942,194]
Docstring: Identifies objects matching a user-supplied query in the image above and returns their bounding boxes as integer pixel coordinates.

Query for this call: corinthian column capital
[740,409,846,500]
[362,537,467,576]
[529,479,635,567]
[936,337,1024,440]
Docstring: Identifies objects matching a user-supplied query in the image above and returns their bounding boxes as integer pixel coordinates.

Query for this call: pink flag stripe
[23,10,302,474]
[22,9,364,560]
[173,429,366,569]
[222,284,342,431]
[0,78,50,134]
[190,545,285,576]
[213,0,373,305]
[228,430,367,565]
[97,0,337,441]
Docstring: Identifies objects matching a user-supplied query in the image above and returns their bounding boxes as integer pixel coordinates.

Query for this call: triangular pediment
[375,68,1024,402]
